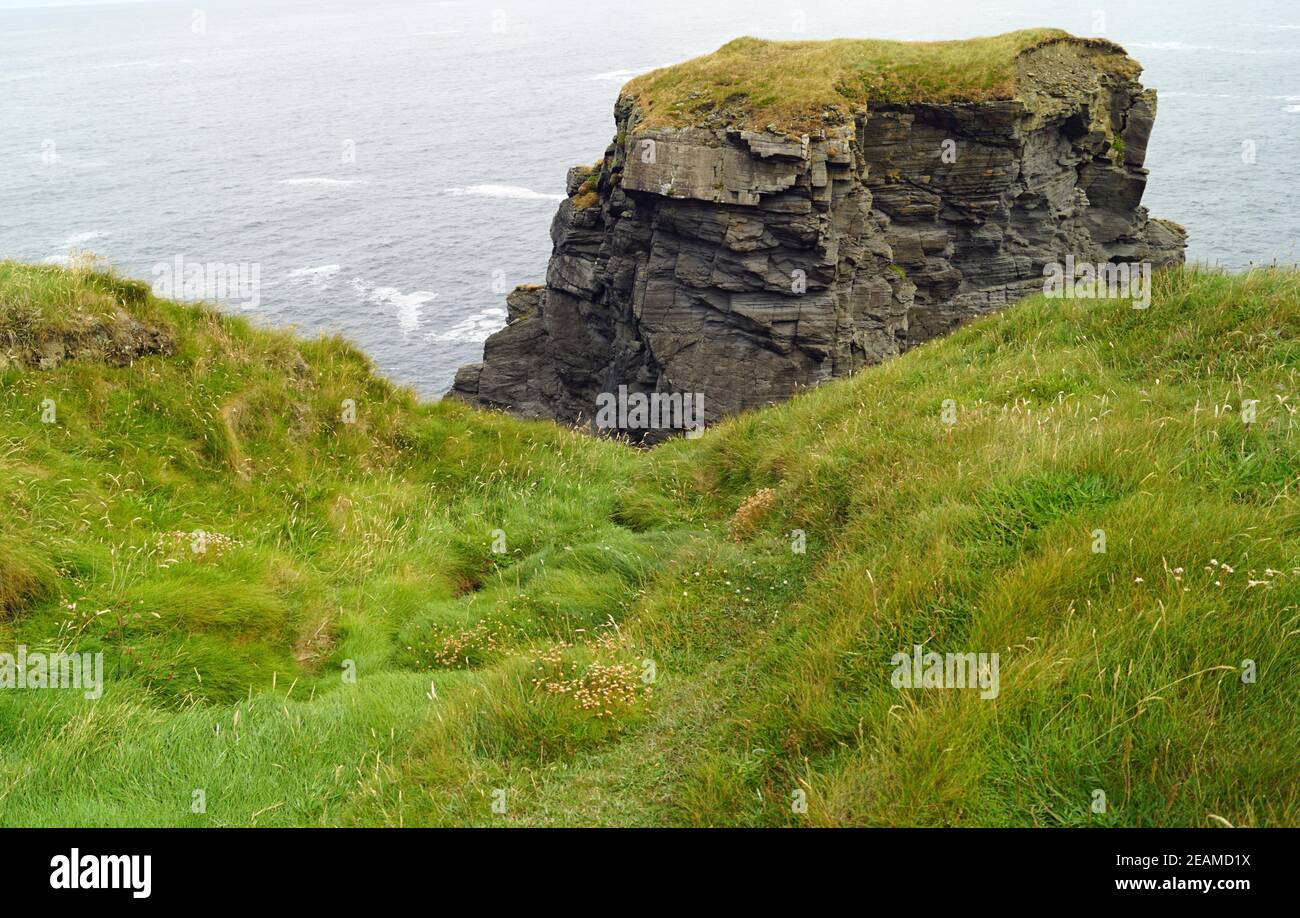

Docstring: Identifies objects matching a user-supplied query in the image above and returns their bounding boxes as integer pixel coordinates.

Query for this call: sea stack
[452,29,1186,440]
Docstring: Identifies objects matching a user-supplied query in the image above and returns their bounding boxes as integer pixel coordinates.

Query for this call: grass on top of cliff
[624,28,1138,132]
[1,258,1297,827]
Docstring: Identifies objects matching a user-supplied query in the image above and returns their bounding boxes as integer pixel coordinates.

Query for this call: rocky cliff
[452,30,1186,440]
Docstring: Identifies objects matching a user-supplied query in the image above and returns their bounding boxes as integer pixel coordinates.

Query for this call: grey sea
[3,0,1298,397]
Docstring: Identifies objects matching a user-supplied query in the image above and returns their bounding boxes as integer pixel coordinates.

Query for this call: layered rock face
[452,35,1185,440]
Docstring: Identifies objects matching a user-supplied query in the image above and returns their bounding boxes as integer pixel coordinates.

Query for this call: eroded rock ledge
[452,32,1186,440]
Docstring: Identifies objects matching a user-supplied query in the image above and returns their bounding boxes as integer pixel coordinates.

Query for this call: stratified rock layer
[452,35,1186,440]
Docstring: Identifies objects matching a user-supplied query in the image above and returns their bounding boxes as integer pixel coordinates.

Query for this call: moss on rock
[624,29,1142,133]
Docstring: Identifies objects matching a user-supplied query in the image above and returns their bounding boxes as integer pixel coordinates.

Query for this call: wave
[58,230,107,248]
[288,264,341,286]
[1165,93,1300,103]
[97,58,199,70]
[1128,41,1214,51]
[442,184,564,202]
[22,152,109,169]
[279,178,360,187]
[589,66,662,81]
[1129,40,1298,54]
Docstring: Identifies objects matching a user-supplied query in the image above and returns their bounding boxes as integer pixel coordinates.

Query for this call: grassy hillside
[0,259,1296,827]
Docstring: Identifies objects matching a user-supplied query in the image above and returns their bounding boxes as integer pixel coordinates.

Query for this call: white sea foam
[370,288,436,334]
[351,277,436,334]
[367,287,437,309]
[43,231,108,263]
[442,184,564,202]
[427,308,507,343]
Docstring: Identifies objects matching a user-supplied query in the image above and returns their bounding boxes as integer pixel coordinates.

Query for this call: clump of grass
[728,487,776,541]
[0,543,59,618]
[402,618,517,669]
[531,636,648,719]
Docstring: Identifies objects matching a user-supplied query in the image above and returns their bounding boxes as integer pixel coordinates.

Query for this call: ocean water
[3,0,1297,397]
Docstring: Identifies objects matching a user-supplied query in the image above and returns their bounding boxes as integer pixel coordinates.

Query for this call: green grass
[0,258,1296,826]
[624,29,1140,132]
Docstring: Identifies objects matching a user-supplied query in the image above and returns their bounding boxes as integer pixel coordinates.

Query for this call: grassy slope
[624,29,1139,132]
[0,260,1296,827]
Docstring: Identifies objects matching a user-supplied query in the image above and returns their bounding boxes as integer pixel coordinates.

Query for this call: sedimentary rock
[452,32,1186,441]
